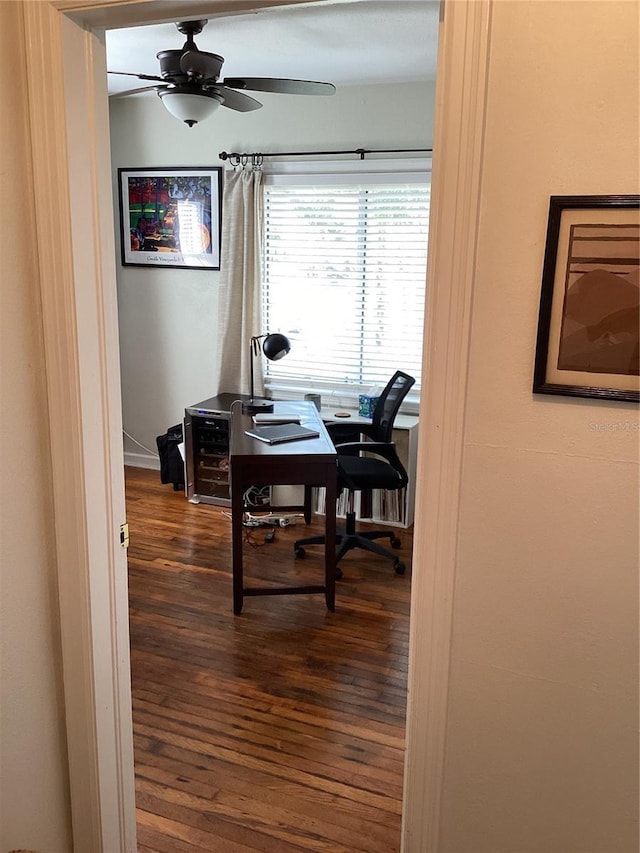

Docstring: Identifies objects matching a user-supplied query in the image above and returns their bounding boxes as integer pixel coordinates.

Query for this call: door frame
[23,1,491,849]
[401,2,492,847]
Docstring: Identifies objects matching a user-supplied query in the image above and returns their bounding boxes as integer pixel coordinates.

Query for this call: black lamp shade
[262,333,290,361]
[242,332,291,414]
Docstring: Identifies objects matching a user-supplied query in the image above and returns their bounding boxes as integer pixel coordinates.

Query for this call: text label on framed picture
[533,194,639,402]
[118,167,222,270]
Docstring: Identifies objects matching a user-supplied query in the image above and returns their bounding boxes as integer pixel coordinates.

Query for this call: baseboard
[124,451,160,470]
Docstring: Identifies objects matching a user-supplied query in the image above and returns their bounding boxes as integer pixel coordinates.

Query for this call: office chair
[294,370,416,578]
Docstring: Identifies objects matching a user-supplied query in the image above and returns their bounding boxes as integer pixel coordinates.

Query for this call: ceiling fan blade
[180,50,223,80]
[222,77,336,96]
[211,85,263,113]
[110,85,164,99]
[108,70,165,83]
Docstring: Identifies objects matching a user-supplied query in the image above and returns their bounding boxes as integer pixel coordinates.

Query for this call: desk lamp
[242,332,291,414]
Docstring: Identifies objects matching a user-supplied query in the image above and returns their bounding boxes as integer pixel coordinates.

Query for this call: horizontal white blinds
[262,179,429,401]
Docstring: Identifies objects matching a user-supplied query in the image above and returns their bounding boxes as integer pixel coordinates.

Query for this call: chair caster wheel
[295,546,306,558]
[335,566,343,580]
[393,560,406,575]
[391,537,402,549]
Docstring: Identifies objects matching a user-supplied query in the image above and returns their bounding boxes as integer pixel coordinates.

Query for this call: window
[261,163,430,409]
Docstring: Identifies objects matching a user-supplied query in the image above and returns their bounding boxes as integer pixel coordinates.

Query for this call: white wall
[438,2,639,851]
[109,81,435,464]
[0,4,73,850]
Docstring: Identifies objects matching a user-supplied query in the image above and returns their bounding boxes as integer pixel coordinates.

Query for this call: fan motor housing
[157,49,224,82]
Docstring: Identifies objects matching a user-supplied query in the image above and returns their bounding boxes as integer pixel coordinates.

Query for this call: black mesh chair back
[370,371,416,442]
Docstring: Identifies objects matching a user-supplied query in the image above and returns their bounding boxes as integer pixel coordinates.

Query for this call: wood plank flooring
[125,466,413,852]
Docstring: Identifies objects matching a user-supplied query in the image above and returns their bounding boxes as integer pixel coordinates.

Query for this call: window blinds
[261,173,430,404]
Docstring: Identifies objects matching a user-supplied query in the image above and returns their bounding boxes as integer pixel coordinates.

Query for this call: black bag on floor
[156,423,185,491]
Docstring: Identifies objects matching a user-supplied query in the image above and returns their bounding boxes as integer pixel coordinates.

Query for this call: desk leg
[303,485,312,524]
[324,464,337,611]
[231,471,244,615]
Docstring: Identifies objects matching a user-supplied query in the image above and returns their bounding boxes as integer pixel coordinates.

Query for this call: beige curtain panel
[216,166,264,395]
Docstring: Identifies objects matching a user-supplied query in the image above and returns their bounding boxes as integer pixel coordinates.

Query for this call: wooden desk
[229,401,337,614]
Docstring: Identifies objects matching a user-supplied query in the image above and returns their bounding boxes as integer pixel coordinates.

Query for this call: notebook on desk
[252,412,301,425]
[245,423,320,445]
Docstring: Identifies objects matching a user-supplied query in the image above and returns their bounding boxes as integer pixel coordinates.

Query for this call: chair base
[293,512,406,578]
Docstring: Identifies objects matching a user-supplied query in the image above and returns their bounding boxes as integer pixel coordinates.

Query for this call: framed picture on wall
[118,167,223,269]
[533,195,639,402]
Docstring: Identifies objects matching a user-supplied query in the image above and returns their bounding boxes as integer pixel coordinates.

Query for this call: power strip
[243,514,300,528]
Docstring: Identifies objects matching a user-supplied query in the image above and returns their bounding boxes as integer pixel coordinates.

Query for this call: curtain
[216,167,264,395]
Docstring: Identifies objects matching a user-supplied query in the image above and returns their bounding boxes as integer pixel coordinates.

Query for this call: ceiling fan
[108,19,336,127]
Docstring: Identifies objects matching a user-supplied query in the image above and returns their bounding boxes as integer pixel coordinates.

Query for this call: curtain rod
[219,147,432,165]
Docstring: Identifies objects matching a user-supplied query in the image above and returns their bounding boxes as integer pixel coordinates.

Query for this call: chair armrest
[335,440,391,451]
[335,440,403,468]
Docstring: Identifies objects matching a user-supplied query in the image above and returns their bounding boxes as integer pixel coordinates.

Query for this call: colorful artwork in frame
[533,195,639,402]
[118,167,222,269]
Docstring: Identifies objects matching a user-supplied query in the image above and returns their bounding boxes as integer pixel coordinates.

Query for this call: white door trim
[23,3,135,850]
[401,1,492,850]
[22,1,492,850]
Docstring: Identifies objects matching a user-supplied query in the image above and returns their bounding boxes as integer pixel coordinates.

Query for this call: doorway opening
[112,6,432,849]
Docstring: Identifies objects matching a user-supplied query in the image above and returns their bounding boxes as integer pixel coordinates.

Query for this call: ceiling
[105,0,440,97]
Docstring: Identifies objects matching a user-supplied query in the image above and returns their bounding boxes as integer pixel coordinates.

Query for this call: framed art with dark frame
[118,167,223,270]
[533,194,639,403]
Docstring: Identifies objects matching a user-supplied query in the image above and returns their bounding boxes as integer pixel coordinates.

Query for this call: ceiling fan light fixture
[109,17,335,121]
[157,87,222,127]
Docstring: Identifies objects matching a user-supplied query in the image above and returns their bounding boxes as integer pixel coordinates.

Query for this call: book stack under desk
[312,485,409,528]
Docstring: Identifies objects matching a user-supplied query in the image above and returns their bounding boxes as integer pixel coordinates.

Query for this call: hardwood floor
[125,466,413,853]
